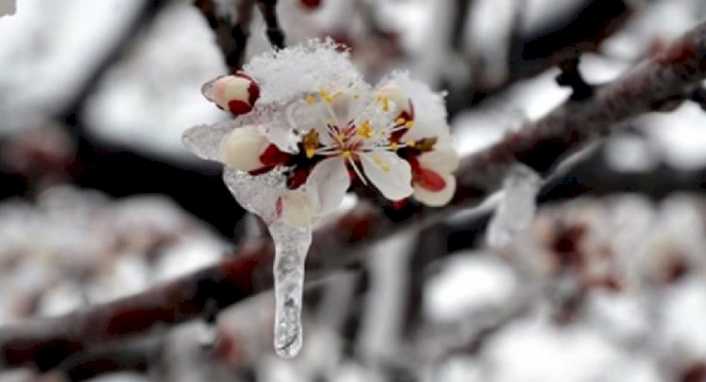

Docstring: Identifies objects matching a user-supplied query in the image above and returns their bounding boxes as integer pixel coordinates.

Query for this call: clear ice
[268,220,312,358]
[487,163,541,248]
[221,167,313,358]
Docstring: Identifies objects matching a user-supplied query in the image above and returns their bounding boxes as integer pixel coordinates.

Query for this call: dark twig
[194,0,256,72]
[556,56,594,101]
[449,0,632,114]
[688,86,706,111]
[3,17,706,373]
[256,0,285,49]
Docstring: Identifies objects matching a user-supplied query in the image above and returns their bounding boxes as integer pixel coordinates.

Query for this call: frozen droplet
[268,221,312,358]
[487,163,541,248]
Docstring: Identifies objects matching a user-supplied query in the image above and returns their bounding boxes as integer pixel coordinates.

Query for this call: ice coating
[487,163,542,248]
[268,221,312,358]
[222,167,287,225]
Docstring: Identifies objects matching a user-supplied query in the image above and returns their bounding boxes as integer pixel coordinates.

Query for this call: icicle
[268,220,312,358]
[487,163,541,248]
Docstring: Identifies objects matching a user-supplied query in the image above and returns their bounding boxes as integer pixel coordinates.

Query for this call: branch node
[556,56,594,101]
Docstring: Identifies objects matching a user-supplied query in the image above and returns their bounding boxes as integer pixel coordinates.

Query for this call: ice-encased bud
[220,126,270,172]
[203,73,260,115]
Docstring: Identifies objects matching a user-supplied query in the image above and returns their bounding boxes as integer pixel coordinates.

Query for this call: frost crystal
[183,38,459,358]
[487,164,541,248]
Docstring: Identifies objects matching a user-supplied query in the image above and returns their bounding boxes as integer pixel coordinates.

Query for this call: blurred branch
[256,0,285,49]
[448,0,632,114]
[57,0,171,130]
[3,18,706,372]
[194,0,255,71]
[53,338,162,382]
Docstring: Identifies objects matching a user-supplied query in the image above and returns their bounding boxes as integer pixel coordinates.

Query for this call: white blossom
[184,39,460,228]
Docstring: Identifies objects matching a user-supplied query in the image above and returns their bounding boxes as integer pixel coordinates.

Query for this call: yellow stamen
[405,140,416,148]
[388,142,399,151]
[357,120,374,139]
[404,120,415,129]
[395,117,406,126]
[305,95,317,105]
[371,154,390,172]
[302,129,320,159]
[319,89,339,104]
[341,150,353,159]
[377,95,390,112]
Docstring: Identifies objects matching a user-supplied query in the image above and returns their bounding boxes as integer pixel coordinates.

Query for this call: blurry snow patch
[88,374,151,382]
[87,255,151,303]
[358,235,414,359]
[487,164,541,248]
[429,356,483,382]
[579,53,630,84]
[468,0,515,84]
[586,291,651,344]
[522,0,585,35]
[604,0,701,60]
[451,106,525,156]
[507,69,570,120]
[154,237,223,281]
[641,103,706,170]
[604,135,657,172]
[257,355,305,382]
[37,281,85,317]
[0,0,142,123]
[0,0,15,16]
[425,252,516,322]
[660,277,706,359]
[86,2,225,160]
[596,357,661,382]
[485,315,621,382]
[0,370,35,382]
[331,362,384,382]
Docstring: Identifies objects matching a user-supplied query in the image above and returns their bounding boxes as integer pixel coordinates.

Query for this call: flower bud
[204,73,260,116]
[220,126,270,172]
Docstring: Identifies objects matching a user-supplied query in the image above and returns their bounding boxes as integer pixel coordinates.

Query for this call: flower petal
[305,157,350,215]
[220,125,270,172]
[182,120,234,162]
[413,173,456,207]
[418,147,460,174]
[359,151,413,201]
[379,71,450,143]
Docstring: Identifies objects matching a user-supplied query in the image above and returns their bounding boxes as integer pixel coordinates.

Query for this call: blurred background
[1,0,706,381]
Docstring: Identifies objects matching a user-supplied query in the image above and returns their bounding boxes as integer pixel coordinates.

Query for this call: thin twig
[255,0,285,49]
[194,0,256,71]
